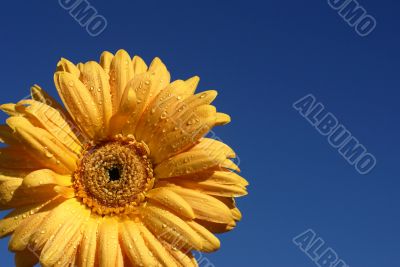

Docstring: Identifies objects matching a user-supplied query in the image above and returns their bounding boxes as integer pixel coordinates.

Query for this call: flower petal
[15,99,83,155]
[79,61,113,137]
[150,104,219,163]
[40,203,89,267]
[0,201,51,238]
[141,203,203,251]
[116,241,124,267]
[30,84,74,121]
[120,220,159,266]
[134,80,194,143]
[99,217,119,267]
[191,138,236,158]
[185,76,200,95]
[146,187,195,219]
[122,71,167,134]
[187,220,220,252]
[56,58,80,77]
[79,216,99,267]
[108,78,137,135]
[0,103,20,116]
[27,199,81,252]
[166,186,234,224]
[167,170,248,197]
[0,147,44,170]
[123,58,170,134]
[54,71,103,139]
[132,55,148,75]
[7,116,77,174]
[22,169,72,188]
[99,51,113,75]
[8,197,65,251]
[0,178,57,210]
[163,243,198,267]
[109,49,134,113]
[137,224,177,267]
[154,149,227,179]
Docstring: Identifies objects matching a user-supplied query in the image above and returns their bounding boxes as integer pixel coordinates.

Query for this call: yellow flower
[0,49,248,267]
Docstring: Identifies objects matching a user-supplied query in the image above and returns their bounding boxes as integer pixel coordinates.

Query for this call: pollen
[73,135,155,216]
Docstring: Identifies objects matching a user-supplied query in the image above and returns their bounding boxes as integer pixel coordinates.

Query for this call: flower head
[0,49,248,267]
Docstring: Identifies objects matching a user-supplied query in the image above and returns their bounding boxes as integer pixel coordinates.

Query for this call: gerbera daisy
[0,49,248,267]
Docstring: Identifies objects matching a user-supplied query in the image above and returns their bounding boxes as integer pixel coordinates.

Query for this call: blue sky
[0,0,399,266]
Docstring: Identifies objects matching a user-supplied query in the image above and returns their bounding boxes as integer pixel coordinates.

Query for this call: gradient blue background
[0,0,399,266]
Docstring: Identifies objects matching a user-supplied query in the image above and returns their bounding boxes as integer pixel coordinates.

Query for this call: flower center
[73,135,154,216]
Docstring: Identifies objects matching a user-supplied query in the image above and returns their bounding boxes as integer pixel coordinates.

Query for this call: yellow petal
[185,76,200,95]
[109,49,134,113]
[231,207,242,221]
[7,116,77,174]
[99,217,119,267]
[108,78,137,135]
[137,224,177,267]
[120,220,159,266]
[148,57,170,92]
[174,170,248,187]
[122,72,165,134]
[15,249,39,267]
[215,112,231,125]
[56,58,80,77]
[134,80,194,142]
[15,99,83,155]
[22,169,72,188]
[116,241,124,267]
[154,149,227,179]
[79,216,99,267]
[40,203,88,267]
[0,103,20,116]
[54,71,103,139]
[79,61,113,137]
[146,187,195,219]
[99,51,113,75]
[214,196,242,221]
[145,90,217,155]
[187,220,220,252]
[28,199,81,252]
[53,186,75,198]
[141,203,203,251]
[123,58,171,134]
[9,197,64,251]
[30,84,71,116]
[0,178,56,210]
[0,147,43,170]
[132,55,148,75]
[221,159,241,172]
[168,171,248,197]
[192,138,235,158]
[166,186,234,224]
[194,219,236,234]
[164,243,198,267]
[0,201,51,238]
[150,104,218,163]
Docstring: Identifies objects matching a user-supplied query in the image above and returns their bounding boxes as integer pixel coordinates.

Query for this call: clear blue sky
[0,0,399,266]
